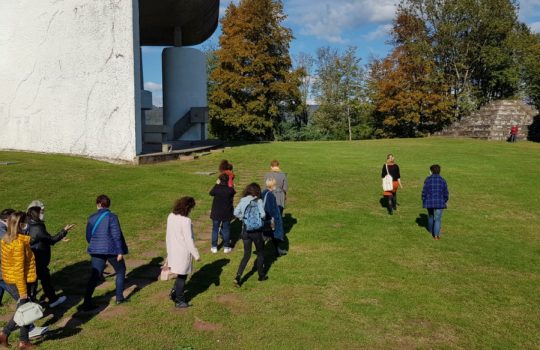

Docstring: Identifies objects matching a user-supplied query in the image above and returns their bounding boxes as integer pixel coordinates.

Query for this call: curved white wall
[0,0,141,162]
[162,47,207,140]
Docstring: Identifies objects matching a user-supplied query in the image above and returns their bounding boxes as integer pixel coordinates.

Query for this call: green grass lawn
[0,137,539,349]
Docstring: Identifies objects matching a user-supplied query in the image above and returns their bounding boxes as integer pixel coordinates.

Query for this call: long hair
[172,197,196,217]
[4,211,26,243]
[242,183,262,198]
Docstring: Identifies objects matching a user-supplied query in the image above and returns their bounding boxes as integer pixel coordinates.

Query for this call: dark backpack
[243,200,263,231]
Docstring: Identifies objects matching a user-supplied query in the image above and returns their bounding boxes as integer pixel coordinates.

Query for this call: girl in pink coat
[166,197,200,308]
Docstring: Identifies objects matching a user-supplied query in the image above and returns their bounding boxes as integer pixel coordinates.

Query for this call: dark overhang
[139,0,219,46]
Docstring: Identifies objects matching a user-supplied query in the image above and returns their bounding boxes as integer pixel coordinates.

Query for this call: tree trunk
[347,104,352,141]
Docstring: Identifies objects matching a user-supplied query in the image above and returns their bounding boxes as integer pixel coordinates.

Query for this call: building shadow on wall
[34,257,163,342]
[528,115,540,142]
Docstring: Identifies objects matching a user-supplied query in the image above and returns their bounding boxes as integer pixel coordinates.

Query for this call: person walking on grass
[264,160,288,216]
[80,195,128,311]
[262,177,286,257]
[0,212,38,349]
[422,164,449,240]
[381,154,402,215]
[166,197,200,308]
[233,183,267,287]
[26,205,74,308]
[0,209,48,341]
[209,174,236,254]
[219,160,235,188]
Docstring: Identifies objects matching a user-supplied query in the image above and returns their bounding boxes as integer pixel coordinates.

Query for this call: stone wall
[0,0,142,162]
[439,100,537,140]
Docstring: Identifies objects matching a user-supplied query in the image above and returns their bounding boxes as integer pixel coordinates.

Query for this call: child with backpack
[233,183,267,286]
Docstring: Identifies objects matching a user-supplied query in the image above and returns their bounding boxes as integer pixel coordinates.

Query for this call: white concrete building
[0,0,218,163]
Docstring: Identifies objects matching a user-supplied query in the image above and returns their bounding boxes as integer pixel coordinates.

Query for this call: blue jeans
[0,282,30,341]
[84,254,126,304]
[427,208,443,237]
[212,220,230,248]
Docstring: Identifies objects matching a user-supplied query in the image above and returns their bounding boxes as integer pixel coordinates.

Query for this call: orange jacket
[1,234,37,296]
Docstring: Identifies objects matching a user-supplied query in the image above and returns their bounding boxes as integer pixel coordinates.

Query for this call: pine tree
[209,0,301,140]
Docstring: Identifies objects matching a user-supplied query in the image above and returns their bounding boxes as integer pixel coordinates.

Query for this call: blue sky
[142,0,540,107]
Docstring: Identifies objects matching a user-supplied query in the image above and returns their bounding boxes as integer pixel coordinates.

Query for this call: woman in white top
[166,197,200,308]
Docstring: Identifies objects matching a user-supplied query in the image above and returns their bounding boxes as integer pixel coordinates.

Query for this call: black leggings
[173,274,188,303]
[236,231,265,278]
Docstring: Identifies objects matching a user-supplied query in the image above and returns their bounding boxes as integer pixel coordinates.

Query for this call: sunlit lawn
[0,137,539,349]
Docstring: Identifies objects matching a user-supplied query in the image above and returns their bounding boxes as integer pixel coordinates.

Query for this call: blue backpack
[243,200,263,231]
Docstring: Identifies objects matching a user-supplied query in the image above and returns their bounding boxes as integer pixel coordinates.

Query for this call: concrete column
[162,47,207,141]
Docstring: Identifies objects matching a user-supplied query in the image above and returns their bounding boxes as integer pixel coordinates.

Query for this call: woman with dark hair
[166,197,201,308]
[0,212,38,349]
[381,154,403,215]
[422,164,449,240]
[209,174,236,253]
[233,183,267,286]
[219,160,235,188]
[27,206,74,308]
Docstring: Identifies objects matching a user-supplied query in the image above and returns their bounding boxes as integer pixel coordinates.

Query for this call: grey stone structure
[439,100,538,141]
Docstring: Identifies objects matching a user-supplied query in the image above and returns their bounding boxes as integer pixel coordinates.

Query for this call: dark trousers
[1,283,31,342]
[172,274,187,303]
[34,263,58,303]
[84,254,126,304]
[211,220,231,248]
[236,231,265,278]
[386,192,397,212]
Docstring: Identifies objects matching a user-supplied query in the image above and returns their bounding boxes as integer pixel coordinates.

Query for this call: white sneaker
[49,295,67,308]
[29,326,48,339]
[211,247,218,254]
[223,247,232,254]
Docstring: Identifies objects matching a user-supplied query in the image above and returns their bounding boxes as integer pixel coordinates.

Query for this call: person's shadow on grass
[37,257,163,342]
[415,213,432,236]
[185,258,229,303]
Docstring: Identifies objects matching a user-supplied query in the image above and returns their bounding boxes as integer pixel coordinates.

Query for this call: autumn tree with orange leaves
[209,0,301,140]
[369,12,453,137]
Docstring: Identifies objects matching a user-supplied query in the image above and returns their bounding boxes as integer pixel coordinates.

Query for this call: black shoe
[116,298,129,305]
[258,275,268,282]
[169,288,176,302]
[175,301,190,308]
[78,302,99,312]
[233,276,241,287]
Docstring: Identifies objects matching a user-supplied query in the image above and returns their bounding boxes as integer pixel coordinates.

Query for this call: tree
[369,12,453,137]
[398,0,523,114]
[312,47,368,140]
[209,0,301,140]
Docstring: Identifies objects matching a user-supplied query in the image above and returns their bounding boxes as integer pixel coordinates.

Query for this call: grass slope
[0,137,539,349]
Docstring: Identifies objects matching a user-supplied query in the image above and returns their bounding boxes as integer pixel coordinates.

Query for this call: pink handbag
[160,258,177,281]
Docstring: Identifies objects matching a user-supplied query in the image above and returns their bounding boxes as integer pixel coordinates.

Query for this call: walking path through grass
[0,137,539,349]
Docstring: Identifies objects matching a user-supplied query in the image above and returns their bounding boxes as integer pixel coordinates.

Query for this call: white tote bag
[382,164,394,191]
[14,302,44,326]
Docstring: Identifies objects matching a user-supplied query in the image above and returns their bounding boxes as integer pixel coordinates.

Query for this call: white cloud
[286,0,397,43]
[363,24,392,41]
[143,82,163,107]
[529,21,540,33]
[152,94,163,107]
[144,81,162,92]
